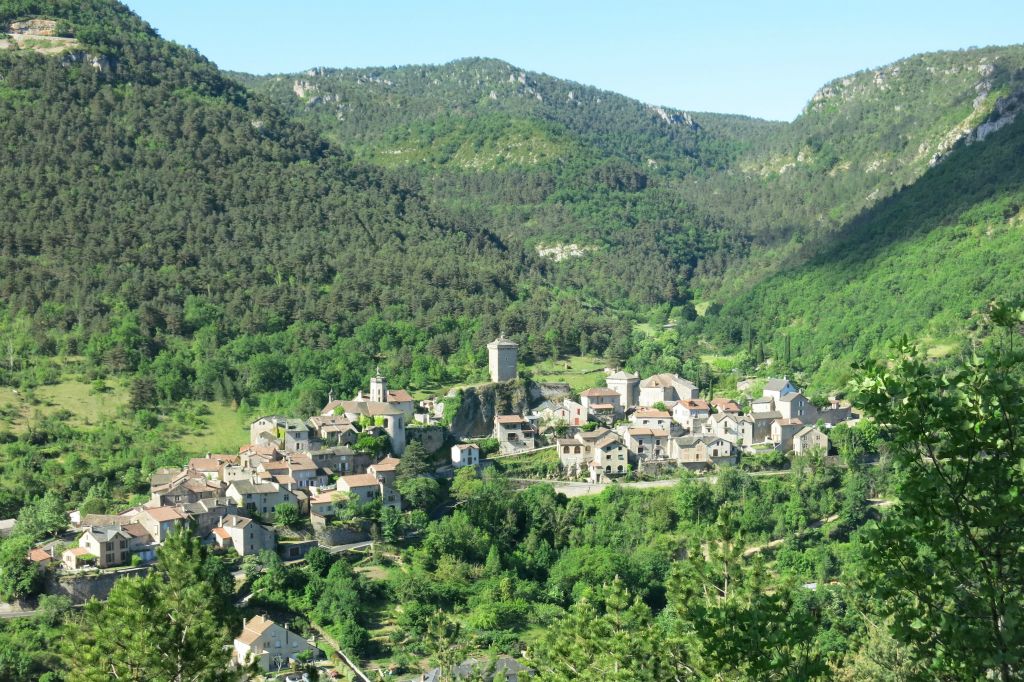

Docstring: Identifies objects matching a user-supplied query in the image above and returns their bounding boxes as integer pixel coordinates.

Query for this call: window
[617,466,623,472]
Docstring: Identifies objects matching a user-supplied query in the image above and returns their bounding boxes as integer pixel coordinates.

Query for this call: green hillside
[0,1,628,407]
[702,107,1024,388]
[241,49,1024,387]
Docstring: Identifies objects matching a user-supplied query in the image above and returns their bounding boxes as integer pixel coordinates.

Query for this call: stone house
[336,472,402,511]
[177,497,241,537]
[307,414,359,446]
[249,416,314,452]
[622,426,669,460]
[819,398,854,427]
[135,506,187,544]
[704,412,755,447]
[149,470,224,508]
[562,398,587,427]
[494,415,536,454]
[589,432,629,480]
[451,443,480,468]
[368,456,401,487]
[258,453,328,492]
[580,387,622,421]
[793,425,830,454]
[672,435,736,469]
[77,526,132,568]
[771,418,807,452]
[226,481,298,519]
[639,373,698,407]
[338,400,407,455]
[778,391,818,422]
[28,547,53,570]
[631,407,673,431]
[309,490,338,518]
[233,616,317,672]
[762,377,798,403]
[672,399,711,432]
[209,515,276,556]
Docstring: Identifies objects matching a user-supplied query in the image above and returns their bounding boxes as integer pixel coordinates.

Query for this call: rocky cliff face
[448,380,531,438]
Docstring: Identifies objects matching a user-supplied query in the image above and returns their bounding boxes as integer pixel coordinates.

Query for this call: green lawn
[175,401,251,454]
[0,380,129,432]
[526,355,606,392]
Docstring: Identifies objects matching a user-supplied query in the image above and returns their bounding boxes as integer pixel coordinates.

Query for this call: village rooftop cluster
[11,337,856,674]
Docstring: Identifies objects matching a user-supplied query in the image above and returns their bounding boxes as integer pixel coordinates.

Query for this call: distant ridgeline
[0,0,1023,404]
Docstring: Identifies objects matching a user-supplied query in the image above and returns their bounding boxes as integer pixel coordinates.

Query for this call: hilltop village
[10,336,859,674]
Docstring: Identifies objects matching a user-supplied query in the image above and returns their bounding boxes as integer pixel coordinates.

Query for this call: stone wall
[407,425,445,453]
[46,566,151,604]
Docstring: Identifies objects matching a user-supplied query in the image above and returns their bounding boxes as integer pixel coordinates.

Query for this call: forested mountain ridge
[1,0,1023,402]
[0,0,629,405]
[240,46,1024,389]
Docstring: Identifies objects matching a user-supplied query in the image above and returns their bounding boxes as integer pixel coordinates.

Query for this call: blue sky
[124,1,1024,121]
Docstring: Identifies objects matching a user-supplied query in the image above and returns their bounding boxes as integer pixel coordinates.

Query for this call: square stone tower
[487,336,518,383]
[606,370,640,409]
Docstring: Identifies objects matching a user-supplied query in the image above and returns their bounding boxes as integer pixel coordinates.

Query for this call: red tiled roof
[28,548,51,562]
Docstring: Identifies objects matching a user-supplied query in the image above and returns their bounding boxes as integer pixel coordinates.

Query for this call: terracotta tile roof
[144,507,186,522]
[321,399,345,415]
[339,473,381,489]
[606,370,638,380]
[339,400,403,417]
[387,389,414,403]
[67,547,90,557]
[777,418,805,426]
[121,523,150,539]
[212,527,230,540]
[680,399,710,411]
[273,474,296,485]
[370,456,401,472]
[634,409,671,418]
[28,548,51,562]
[236,615,275,646]
[311,491,338,504]
[188,458,221,472]
[580,387,619,397]
[495,415,528,425]
[453,443,478,450]
[711,398,742,412]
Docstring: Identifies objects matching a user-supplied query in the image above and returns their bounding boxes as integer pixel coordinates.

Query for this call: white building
[451,443,480,468]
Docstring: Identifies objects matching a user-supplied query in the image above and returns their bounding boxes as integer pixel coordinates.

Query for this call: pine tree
[66,527,241,682]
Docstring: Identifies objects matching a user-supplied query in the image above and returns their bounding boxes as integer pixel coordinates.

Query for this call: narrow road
[509,468,793,498]
[743,499,894,556]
